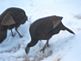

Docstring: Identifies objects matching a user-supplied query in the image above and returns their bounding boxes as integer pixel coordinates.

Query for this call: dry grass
[53,57,61,61]
[53,54,62,61]
[14,55,30,61]
[22,55,30,61]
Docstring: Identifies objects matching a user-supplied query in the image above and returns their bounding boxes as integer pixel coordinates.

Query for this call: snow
[0,0,81,61]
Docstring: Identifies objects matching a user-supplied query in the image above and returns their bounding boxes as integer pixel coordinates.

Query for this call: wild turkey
[0,7,27,37]
[25,15,75,54]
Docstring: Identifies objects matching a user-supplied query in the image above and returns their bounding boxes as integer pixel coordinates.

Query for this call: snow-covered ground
[0,0,81,61]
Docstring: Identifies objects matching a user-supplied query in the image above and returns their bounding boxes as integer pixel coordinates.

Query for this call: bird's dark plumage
[25,15,75,54]
[0,7,27,43]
